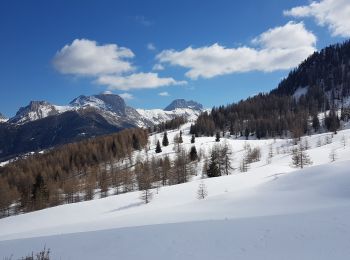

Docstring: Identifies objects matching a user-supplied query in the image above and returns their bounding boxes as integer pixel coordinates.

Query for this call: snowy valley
[1,122,350,259]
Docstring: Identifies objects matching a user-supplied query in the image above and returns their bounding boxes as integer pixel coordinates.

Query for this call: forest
[190,41,350,139]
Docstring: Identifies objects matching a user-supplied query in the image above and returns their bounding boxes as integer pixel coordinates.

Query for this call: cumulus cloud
[157,22,316,79]
[158,91,170,96]
[284,0,350,37]
[54,39,184,91]
[96,72,186,91]
[119,93,134,100]
[147,43,156,51]
[152,63,164,71]
[53,39,134,76]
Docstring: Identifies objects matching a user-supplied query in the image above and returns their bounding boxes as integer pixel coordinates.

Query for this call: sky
[0,0,349,117]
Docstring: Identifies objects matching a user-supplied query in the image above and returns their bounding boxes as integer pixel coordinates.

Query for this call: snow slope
[136,107,202,125]
[1,125,350,259]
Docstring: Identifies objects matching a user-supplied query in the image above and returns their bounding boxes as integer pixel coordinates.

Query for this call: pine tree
[179,131,183,143]
[189,146,198,161]
[312,114,320,132]
[155,140,162,153]
[207,148,220,177]
[215,132,220,142]
[162,132,169,147]
[191,134,195,144]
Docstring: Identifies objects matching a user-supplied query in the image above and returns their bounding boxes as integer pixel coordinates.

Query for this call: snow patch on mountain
[0,113,7,123]
[136,107,202,125]
[293,86,309,101]
[8,95,204,128]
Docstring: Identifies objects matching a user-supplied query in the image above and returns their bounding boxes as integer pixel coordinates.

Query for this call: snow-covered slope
[9,101,71,124]
[1,124,350,259]
[136,107,202,125]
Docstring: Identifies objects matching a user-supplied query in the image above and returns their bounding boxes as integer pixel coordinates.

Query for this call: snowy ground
[1,124,350,259]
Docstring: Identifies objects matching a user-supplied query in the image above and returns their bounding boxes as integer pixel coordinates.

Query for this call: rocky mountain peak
[164,99,203,111]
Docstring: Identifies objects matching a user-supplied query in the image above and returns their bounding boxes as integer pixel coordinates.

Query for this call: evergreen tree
[155,140,162,153]
[189,146,198,161]
[325,110,340,133]
[191,134,195,143]
[162,132,169,147]
[207,149,220,177]
[244,128,249,140]
[215,132,220,142]
[179,130,183,143]
[312,114,320,132]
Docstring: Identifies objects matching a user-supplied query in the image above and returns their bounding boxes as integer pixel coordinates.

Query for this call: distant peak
[69,93,126,116]
[164,99,203,111]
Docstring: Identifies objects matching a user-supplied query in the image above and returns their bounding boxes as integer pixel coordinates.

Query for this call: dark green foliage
[152,117,187,133]
[189,146,198,161]
[325,110,340,133]
[215,132,220,142]
[312,114,320,132]
[207,149,220,177]
[155,140,162,153]
[178,130,183,143]
[162,132,169,146]
[191,134,195,143]
[191,41,350,139]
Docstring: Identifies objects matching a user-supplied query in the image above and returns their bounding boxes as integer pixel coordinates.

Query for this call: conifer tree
[215,132,220,142]
[155,140,162,153]
[189,146,198,161]
[162,132,169,147]
[191,134,195,143]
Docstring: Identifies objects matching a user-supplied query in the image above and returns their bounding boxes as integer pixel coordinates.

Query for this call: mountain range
[0,95,203,161]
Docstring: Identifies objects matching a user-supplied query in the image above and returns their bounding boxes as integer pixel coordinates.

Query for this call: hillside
[191,41,350,139]
[1,123,350,259]
[0,95,203,161]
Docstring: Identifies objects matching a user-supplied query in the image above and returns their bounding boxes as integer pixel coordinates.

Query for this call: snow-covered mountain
[9,101,70,124]
[164,99,203,111]
[0,112,7,123]
[8,94,204,127]
[0,95,204,160]
[136,107,202,126]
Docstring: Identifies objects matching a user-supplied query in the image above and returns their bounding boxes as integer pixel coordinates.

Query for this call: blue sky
[0,0,348,117]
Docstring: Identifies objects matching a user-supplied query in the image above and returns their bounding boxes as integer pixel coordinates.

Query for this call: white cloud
[158,91,170,96]
[157,22,316,79]
[53,39,134,76]
[152,63,164,71]
[284,0,350,37]
[54,39,185,91]
[102,90,113,94]
[119,93,134,100]
[96,72,187,91]
[147,43,156,51]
